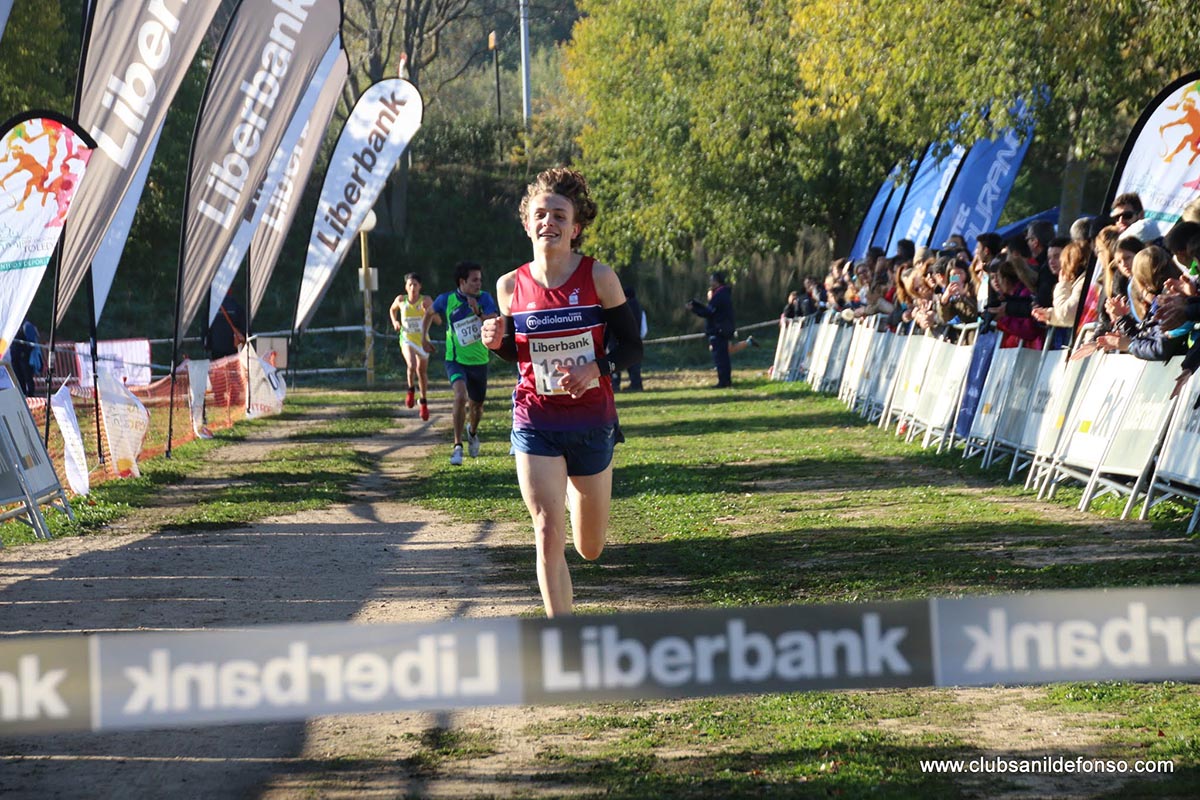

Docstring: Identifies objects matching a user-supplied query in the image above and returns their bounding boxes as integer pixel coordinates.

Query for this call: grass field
[5,360,1199,797]
[394,369,1200,798]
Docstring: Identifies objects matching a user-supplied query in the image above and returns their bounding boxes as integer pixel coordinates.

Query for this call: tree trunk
[386,155,409,237]
[1058,147,1088,232]
[1057,110,1088,231]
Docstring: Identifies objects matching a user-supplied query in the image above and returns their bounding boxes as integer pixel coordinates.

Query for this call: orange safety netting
[22,350,250,493]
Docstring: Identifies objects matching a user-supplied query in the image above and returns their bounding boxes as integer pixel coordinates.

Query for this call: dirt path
[0,392,1180,798]
[0,396,555,799]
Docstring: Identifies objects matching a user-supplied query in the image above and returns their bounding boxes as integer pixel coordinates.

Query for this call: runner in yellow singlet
[389,272,434,420]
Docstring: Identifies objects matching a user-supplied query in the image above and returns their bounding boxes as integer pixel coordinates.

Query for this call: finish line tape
[2,586,1199,734]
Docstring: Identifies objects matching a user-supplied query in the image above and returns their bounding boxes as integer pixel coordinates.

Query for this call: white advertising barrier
[0,366,69,539]
[821,322,854,392]
[1078,359,1181,515]
[1096,359,1178,478]
[97,368,150,479]
[805,314,837,388]
[964,346,1018,452]
[775,317,804,381]
[992,347,1044,450]
[1019,350,1069,453]
[1033,356,1094,465]
[855,327,891,414]
[50,383,89,496]
[1154,371,1200,488]
[0,374,61,503]
[246,354,287,418]
[914,339,974,443]
[3,587,1199,736]
[866,331,904,415]
[838,323,873,404]
[1056,354,1145,473]
[890,335,935,421]
[1145,370,1200,529]
[910,338,954,428]
[779,317,810,382]
[773,317,810,382]
[74,339,152,388]
[801,316,830,381]
[770,319,792,380]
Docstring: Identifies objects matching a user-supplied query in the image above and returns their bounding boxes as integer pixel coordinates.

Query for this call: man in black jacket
[687,271,736,387]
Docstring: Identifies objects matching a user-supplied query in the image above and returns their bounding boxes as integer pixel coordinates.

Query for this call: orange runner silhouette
[1160,94,1200,166]
[0,142,51,211]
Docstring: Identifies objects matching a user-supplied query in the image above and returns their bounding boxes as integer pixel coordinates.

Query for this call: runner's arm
[484,272,518,361]
[593,261,643,374]
[388,296,403,331]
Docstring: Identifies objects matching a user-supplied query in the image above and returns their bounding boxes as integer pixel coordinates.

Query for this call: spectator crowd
[781,192,1200,394]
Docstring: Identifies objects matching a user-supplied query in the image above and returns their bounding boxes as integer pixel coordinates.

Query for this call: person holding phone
[937,261,979,329]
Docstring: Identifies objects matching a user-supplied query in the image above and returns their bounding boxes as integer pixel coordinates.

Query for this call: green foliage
[565,0,823,269]
[791,0,1200,220]
[0,0,75,115]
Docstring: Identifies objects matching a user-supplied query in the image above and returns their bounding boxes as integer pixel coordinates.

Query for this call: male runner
[389,272,433,420]
[426,261,498,465]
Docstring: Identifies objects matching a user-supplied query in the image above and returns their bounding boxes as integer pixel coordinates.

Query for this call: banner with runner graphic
[1074,73,1200,334]
[0,112,94,357]
[50,382,89,496]
[174,0,342,349]
[248,49,348,323]
[207,38,344,326]
[55,0,223,326]
[294,78,424,332]
[1106,71,1200,225]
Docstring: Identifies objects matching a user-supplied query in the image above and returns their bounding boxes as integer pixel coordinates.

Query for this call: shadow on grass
[619,409,867,439]
[484,520,1199,607]
[395,449,989,510]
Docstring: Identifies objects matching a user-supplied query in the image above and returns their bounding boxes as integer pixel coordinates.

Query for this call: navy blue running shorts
[510,425,616,476]
[446,360,488,403]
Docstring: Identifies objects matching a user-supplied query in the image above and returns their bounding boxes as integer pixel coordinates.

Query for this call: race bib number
[452,313,482,347]
[404,316,423,334]
[529,332,600,395]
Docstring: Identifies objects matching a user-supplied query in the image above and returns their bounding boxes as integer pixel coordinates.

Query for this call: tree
[339,0,577,236]
[568,0,814,268]
[791,0,1200,226]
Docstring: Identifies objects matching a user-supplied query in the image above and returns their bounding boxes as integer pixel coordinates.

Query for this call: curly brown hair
[519,167,598,249]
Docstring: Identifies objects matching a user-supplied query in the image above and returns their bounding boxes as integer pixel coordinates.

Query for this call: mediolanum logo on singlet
[518,307,600,334]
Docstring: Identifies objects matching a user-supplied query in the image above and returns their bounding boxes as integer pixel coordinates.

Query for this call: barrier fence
[772,312,1200,530]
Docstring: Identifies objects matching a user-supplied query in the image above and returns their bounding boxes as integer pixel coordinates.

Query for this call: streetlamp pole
[489,30,501,123]
[359,209,378,386]
[519,0,531,132]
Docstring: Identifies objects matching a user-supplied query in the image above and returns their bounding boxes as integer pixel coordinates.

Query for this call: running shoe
[468,427,481,458]
[450,444,464,466]
[406,387,415,408]
[419,399,429,421]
